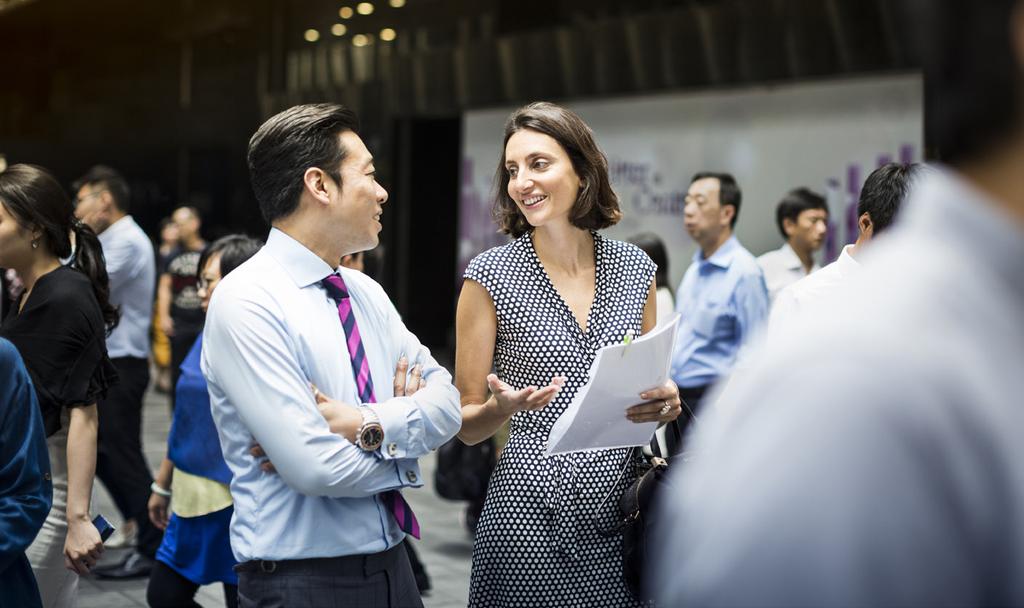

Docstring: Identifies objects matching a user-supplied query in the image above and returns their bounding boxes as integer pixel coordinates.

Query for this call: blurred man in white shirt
[757,188,828,304]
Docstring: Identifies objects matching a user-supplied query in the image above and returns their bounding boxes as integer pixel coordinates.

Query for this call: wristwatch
[355,408,384,451]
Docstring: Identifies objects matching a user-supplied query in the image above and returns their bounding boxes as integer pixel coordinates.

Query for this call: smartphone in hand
[92,514,116,543]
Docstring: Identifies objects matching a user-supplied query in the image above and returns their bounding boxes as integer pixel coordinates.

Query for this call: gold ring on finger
[659,401,671,416]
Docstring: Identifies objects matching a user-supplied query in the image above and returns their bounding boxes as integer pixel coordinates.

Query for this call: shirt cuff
[371,401,409,460]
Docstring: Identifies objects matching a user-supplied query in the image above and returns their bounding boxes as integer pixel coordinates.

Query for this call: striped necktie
[321,273,421,539]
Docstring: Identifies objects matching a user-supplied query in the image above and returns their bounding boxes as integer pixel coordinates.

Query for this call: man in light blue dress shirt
[73,166,162,578]
[202,104,461,607]
[670,172,769,428]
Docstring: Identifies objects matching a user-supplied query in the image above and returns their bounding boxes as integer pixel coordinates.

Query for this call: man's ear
[303,168,332,206]
[720,204,736,227]
[858,212,874,239]
[782,217,796,239]
[99,190,116,213]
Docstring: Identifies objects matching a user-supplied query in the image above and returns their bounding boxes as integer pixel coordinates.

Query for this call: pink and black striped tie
[322,273,421,539]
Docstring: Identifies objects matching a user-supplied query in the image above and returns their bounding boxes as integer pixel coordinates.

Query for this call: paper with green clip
[545,313,680,456]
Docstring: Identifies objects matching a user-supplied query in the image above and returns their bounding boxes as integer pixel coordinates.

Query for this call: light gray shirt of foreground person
[654,168,1024,606]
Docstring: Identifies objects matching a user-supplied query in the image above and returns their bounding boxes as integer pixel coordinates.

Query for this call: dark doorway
[388,117,461,356]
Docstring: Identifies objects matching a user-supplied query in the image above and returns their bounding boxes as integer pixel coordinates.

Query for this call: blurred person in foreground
[73,165,161,578]
[768,162,923,332]
[0,165,116,607]
[456,102,681,607]
[0,339,52,608]
[670,172,768,430]
[157,206,206,403]
[653,2,1024,605]
[146,235,262,608]
[203,103,461,607]
[628,232,675,324]
[756,187,828,303]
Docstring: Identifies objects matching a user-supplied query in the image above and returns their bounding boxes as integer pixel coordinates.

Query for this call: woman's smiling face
[504,128,581,230]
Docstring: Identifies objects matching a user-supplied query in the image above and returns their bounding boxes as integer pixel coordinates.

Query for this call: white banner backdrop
[458,73,923,290]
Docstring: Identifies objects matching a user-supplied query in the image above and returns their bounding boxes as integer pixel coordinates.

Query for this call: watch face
[361,425,384,450]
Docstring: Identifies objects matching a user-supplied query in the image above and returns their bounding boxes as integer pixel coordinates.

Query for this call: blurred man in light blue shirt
[74,166,162,578]
[671,172,768,425]
[203,104,461,607]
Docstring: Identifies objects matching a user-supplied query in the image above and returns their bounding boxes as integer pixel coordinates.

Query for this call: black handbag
[596,419,683,601]
[434,436,496,502]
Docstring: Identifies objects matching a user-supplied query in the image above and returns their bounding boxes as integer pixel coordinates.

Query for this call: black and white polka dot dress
[464,231,655,608]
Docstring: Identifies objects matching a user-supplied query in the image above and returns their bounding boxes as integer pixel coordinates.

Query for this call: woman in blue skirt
[145,235,262,608]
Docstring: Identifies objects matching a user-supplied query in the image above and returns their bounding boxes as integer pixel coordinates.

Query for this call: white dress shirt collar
[264,227,337,289]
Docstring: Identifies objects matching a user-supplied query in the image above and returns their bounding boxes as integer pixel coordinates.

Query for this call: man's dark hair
[197,234,263,280]
[72,165,131,213]
[915,0,1022,166]
[857,163,923,235]
[775,188,828,240]
[627,232,669,289]
[247,103,360,224]
[691,172,741,229]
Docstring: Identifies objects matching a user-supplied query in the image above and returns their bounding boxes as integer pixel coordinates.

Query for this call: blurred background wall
[0,0,924,353]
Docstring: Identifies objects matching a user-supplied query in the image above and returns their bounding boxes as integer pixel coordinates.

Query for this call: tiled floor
[79,386,473,607]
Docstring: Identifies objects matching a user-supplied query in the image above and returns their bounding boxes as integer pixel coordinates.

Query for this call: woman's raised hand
[487,373,566,416]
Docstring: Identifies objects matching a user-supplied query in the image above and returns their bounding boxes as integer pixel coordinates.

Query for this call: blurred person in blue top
[145,235,262,608]
[0,338,52,608]
[670,172,769,429]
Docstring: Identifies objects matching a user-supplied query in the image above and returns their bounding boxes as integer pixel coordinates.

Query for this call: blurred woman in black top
[0,164,118,607]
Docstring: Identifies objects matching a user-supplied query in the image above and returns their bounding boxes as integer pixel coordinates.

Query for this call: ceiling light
[356,2,374,15]
[304,29,320,42]
[380,28,396,41]
[331,23,348,36]
[339,6,354,19]
[352,34,370,47]
[389,0,406,7]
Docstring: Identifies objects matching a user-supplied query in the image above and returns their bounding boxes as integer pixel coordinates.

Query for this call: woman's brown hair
[493,102,621,237]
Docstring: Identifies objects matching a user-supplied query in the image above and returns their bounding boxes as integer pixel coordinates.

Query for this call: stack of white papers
[545,314,680,456]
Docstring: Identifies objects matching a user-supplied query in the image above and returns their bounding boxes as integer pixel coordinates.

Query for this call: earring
[31,239,39,249]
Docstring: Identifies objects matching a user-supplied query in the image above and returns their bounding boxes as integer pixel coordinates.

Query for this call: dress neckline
[524,230,603,340]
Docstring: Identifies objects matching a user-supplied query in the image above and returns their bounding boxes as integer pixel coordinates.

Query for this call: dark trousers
[95,356,162,556]
[169,328,201,409]
[147,560,238,608]
[677,384,710,436]
[236,543,423,608]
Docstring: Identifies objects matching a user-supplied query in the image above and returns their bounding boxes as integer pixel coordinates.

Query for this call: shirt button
[405,470,418,483]
[44,472,51,481]
[387,443,398,457]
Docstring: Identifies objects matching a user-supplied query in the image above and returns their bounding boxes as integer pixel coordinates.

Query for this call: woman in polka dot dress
[455,102,683,607]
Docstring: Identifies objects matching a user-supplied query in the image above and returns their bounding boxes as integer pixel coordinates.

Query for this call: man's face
[684,177,730,247]
[172,208,199,240]
[331,130,388,254]
[74,183,113,232]
[785,208,829,254]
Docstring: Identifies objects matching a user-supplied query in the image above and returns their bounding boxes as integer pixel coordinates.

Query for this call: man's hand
[393,355,425,396]
[313,388,362,443]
